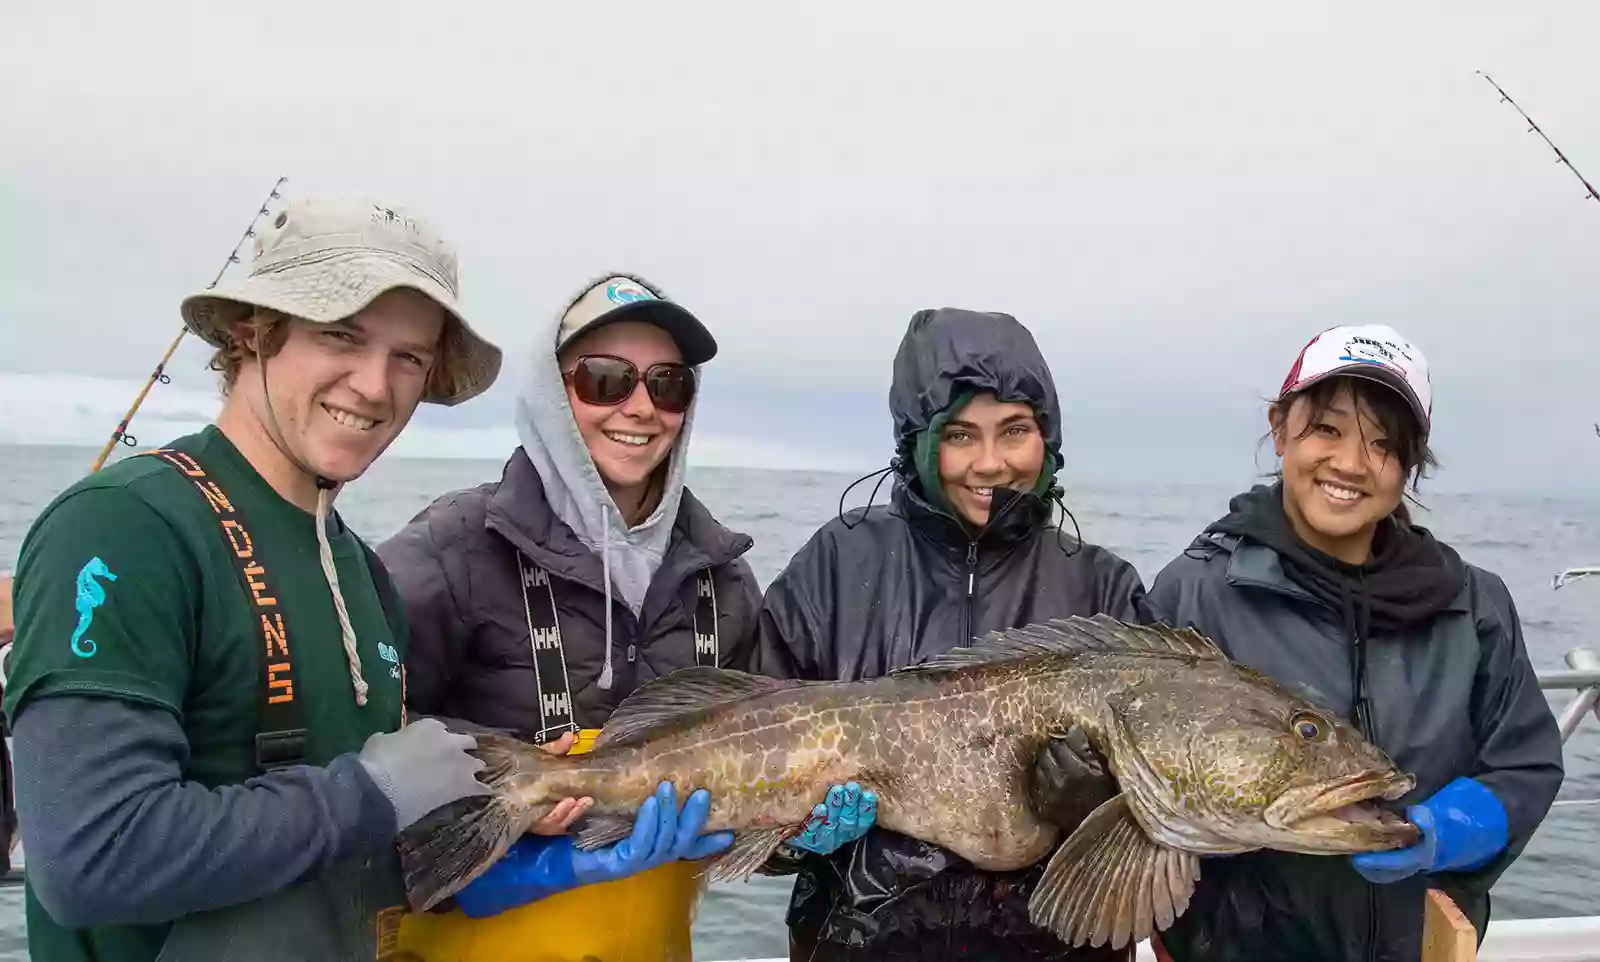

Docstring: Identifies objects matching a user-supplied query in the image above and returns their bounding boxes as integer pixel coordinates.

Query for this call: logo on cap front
[1278,324,1432,425]
[1337,333,1414,375]
[605,280,655,305]
[370,204,423,237]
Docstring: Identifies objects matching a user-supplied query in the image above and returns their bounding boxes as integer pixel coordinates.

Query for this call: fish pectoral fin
[706,827,794,884]
[575,811,637,850]
[1028,793,1201,952]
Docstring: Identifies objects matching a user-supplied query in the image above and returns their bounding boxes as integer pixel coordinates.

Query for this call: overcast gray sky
[3,0,1597,491]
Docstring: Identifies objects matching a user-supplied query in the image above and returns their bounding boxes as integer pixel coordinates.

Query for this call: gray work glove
[357,718,491,831]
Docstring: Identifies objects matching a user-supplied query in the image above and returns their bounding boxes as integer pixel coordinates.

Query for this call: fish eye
[1290,710,1327,742]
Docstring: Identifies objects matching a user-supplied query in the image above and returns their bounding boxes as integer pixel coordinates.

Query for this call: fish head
[1101,663,1420,856]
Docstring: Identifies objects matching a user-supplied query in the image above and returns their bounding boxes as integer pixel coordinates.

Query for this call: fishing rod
[1477,71,1599,208]
[1481,74,1600,593]
[87,176,289,473]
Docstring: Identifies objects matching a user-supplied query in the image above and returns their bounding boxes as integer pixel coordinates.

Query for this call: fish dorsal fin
[595,666,804,750]
[890,614,1224,676]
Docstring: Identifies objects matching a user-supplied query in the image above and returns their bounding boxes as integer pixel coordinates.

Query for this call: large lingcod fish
[399,615,1419,950]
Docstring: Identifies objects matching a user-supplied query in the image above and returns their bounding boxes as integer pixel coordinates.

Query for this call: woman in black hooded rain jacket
[1147,324,1564,962]
[735,307,1155,962]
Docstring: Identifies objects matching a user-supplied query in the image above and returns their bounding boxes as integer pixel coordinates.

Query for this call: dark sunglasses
[562,354,697,414]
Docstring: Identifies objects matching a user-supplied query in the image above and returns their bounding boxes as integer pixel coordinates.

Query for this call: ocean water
[1,443,1597,960]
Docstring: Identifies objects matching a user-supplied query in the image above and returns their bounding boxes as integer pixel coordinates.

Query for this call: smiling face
[937,392,1047,528]
[238,288,443,487]
[559,321,687,512]
[1270,378,1416,564]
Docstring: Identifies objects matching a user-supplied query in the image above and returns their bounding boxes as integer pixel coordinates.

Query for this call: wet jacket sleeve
[377,507,468,717]
[12,695,394,929]
[1092,548,1160,624]
[1439,570,1565,900]
[737,532,841,681]
[1146,547,1223,633]
[713,556,769,675]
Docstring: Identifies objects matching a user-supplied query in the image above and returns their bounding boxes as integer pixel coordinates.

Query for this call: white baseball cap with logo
[1277,324,1433,437]
[180,194,503,406]
[555,274,717,367]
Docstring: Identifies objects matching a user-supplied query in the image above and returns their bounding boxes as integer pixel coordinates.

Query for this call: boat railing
[1545,645,1600,753]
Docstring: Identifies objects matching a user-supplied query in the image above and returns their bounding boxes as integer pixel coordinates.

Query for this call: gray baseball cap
[555,275,717,366]
[179,195,503,406]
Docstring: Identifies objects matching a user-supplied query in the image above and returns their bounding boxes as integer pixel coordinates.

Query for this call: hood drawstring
[1354,570,1374,737]
[1339,572,1373,738]
[316,480,369,706]
[838,460,901,530]
[1048,486,1084,559]
[258,361,369,707]
[597,503,616,691]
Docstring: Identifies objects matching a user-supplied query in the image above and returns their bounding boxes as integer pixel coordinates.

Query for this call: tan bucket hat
[180,195,502,406]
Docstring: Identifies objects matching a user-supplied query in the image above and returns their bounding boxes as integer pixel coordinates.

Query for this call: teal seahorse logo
[71,557,118,659]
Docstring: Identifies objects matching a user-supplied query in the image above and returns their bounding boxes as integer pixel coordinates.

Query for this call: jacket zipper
[961,542,978,644]
[1351,619,1379,962]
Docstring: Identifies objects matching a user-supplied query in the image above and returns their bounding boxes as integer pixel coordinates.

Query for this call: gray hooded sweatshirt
[512,301,702,689]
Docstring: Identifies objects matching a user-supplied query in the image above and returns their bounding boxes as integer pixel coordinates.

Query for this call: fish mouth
[1263,770,1419,848]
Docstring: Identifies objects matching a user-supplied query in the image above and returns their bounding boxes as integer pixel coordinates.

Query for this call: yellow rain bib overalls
[392,559,723,962]
[392,729,704,962]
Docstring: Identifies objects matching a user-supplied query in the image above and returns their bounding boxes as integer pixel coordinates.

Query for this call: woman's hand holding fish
[529,733,594,835]
[1350,776,1510,884]
[571,781,735,883]
[784,781,877,855]
[453,781,735,919]
[532,797,593,835]
[537,732,575,755]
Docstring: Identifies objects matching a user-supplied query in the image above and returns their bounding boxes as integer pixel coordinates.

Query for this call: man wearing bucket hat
[1146,324,1563,961]
[4,195,505,962]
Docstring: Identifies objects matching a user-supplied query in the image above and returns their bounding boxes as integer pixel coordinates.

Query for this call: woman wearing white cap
[3,195,505,961]
[1146,325,1564,962]
[379,273,865,961]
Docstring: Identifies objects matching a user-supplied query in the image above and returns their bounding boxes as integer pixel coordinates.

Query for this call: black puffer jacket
[1147,485,1565,962]
[738,308,1155,962]
[377,449,763,733]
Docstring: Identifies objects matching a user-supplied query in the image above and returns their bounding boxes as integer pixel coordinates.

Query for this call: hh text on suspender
[517,554,718,746]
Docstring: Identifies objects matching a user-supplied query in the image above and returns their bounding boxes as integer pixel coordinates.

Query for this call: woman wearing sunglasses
[377,274,854,961]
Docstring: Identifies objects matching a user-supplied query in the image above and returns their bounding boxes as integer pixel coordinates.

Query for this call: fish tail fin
[396,793,521,912]
[396,731,561,911]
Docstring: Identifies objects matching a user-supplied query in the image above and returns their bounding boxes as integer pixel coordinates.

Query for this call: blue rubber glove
[453,781,735,919]
[453,834,579,919]
[1350,777,1510,885]
[784,781,877,855]
[571,781,734,885]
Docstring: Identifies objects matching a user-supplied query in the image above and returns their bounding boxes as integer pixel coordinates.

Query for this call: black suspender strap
[516,555,576,745]
[693,568,719,666]
[142,446,308,773]
[517,553,719,744]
